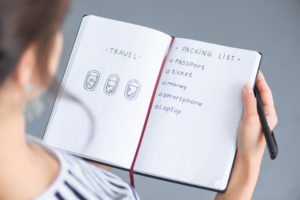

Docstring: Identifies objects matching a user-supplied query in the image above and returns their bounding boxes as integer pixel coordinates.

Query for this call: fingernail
[245,83,252,93]
[260,71,264,77]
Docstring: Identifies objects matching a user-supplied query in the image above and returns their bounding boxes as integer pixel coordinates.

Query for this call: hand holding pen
[239,71,278,160]
[216,71,278,200]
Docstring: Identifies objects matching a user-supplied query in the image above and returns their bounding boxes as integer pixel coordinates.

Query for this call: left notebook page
[43,15,172,169]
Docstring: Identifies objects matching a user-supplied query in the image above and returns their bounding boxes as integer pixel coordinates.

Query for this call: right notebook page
[134,38,261,191]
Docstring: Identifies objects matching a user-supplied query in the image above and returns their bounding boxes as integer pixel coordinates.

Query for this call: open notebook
[43,15,261,192]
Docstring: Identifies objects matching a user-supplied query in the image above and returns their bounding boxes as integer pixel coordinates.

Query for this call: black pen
[254,86,278,160]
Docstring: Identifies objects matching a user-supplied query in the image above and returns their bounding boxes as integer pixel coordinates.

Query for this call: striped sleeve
[35,150,140,200]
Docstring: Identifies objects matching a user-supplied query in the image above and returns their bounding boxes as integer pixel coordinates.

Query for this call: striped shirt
[27,137,140,200]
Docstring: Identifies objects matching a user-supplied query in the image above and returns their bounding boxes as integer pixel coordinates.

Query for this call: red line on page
[129,36,175,187]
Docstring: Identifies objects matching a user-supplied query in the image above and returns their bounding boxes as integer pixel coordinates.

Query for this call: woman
[0,0,278,199]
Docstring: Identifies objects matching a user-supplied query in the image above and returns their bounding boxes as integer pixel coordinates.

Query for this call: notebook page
[44,15,171,169]
[134,38,261,190]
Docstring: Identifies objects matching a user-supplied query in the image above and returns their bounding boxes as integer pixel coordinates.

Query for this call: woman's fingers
[256,72,275,111]
[255,71,278,129]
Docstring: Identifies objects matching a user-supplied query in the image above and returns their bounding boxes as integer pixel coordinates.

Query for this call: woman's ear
[48,31,63,76]
[30,31,63,89]
[12,44,36,90]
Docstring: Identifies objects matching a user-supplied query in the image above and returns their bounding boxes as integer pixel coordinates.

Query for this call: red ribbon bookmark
[129,36,175,187]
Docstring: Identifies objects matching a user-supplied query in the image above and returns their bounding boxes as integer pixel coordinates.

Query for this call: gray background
[26,0,300,199]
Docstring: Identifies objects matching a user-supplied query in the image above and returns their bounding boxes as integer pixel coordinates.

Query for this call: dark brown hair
[0,0,69,85]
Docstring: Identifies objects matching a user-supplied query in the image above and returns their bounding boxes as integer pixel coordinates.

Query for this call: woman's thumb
[242,83,258,121]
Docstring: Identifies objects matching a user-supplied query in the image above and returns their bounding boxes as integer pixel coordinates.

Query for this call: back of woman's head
[0,0,69,86]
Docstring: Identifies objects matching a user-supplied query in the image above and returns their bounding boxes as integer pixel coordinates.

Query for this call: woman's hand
[86,160,112,171]
[215,71,278,200]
